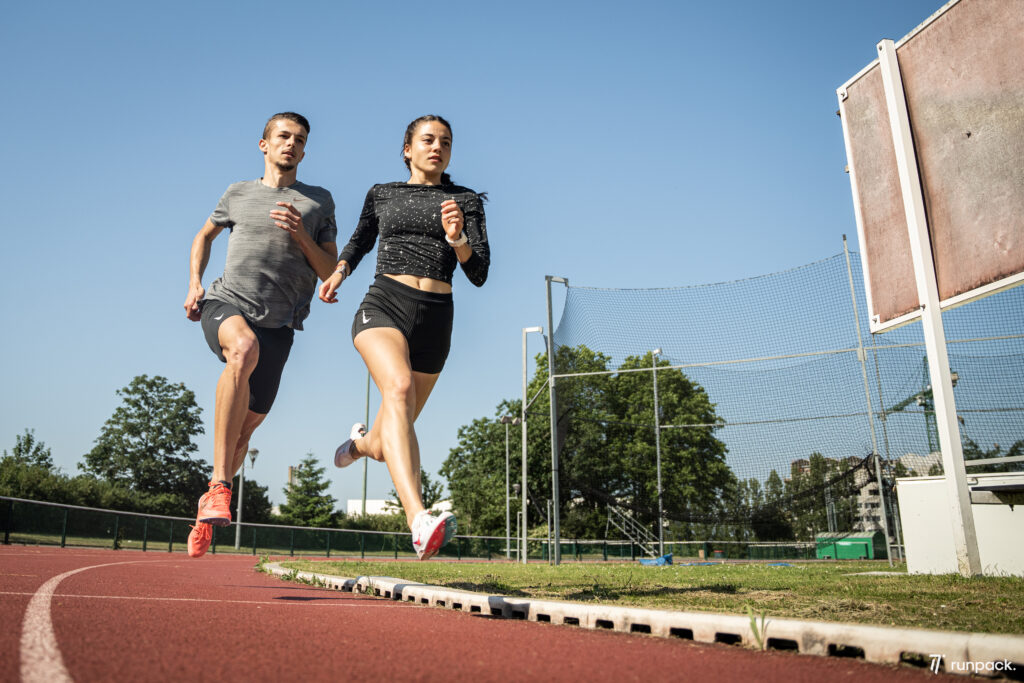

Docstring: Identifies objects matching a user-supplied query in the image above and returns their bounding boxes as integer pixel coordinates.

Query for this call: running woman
[183,112,338,558]
[319,115,489,560]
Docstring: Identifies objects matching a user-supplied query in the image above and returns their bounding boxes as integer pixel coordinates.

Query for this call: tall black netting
[546,251,1024,544]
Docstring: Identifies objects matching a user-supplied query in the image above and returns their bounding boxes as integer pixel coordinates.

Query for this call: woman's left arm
[441,194,489,287]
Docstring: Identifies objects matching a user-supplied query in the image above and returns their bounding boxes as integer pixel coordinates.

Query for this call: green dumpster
[815,531,886,560]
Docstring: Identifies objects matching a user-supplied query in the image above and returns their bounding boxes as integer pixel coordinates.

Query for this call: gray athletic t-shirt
[204,180,337,330]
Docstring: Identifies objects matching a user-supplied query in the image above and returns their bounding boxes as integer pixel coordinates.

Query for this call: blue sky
[0,0,947,508]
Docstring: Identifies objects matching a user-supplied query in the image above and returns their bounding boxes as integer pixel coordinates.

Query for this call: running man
[183,112,338,558]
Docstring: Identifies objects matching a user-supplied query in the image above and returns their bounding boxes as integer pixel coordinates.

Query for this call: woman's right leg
[352,327,430,529]
[351,371,439,464]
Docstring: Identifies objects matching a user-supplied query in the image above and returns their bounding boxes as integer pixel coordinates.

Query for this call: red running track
[2,546,956,682]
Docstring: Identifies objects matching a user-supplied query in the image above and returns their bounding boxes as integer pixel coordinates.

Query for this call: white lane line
[2,591,396,608]
[20,561,137,683]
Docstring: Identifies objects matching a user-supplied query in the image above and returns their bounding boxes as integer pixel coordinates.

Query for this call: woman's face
[404,120,452,180]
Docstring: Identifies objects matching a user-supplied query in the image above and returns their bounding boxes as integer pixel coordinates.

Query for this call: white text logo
[930,655,1017,675]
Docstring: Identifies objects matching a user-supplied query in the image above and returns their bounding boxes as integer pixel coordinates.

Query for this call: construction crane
[887,356,959,455]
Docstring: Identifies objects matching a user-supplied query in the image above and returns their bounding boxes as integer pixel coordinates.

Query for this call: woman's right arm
[320,187,378,303]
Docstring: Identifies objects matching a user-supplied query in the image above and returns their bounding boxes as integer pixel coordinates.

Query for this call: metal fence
[1,496,823,561]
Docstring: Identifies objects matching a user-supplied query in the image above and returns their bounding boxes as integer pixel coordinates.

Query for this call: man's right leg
[212,316,260,483]
[189,314,259,557]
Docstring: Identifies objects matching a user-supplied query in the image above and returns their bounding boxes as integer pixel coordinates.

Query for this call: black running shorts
[351,275,454,374]
[200,298,294,414]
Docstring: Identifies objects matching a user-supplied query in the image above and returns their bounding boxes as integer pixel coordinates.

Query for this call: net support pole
[652,350,665,557]
[877,39,981,576]
[843,235,893,566]
[870,333,905,562]
[522,328,529,564]
[546,276,567,565]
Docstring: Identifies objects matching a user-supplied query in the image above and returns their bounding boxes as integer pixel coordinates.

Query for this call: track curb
[263,562,1024,677]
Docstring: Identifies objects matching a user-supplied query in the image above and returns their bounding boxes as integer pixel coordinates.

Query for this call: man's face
[259,119,307,171]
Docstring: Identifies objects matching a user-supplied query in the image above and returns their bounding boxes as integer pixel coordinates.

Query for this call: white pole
[877,39,981,576]
[522,326,543,564]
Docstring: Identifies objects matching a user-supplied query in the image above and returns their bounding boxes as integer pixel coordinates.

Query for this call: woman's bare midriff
[384,273,452,294]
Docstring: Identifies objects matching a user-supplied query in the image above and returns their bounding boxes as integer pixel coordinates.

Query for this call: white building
[345,498,452,516]
[346,498,395,516]
[898,452,943,476]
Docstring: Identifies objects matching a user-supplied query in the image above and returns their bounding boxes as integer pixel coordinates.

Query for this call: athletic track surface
[2,547,957,682]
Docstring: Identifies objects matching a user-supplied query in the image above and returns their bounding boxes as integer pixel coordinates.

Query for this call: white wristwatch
[446,232,468,247]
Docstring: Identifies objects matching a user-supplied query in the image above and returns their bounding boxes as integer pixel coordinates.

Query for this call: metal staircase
[605,504,658,557]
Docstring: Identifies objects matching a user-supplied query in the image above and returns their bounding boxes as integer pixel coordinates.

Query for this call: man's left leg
[230,411,267,475]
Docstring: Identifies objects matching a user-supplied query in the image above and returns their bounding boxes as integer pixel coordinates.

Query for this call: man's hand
[441,199,464,241]
[319,270,344,303]
[184,283,205,321]
[270,202,306,238]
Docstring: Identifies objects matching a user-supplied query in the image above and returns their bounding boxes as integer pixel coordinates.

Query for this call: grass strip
[280,559,1024,635]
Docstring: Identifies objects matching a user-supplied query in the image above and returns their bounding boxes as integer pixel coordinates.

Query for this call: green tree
[80,375,207,510]
[597,352,733,537]
[963,437,1024,473]
[3,428,54,470]
[442,346,734,538]
[748,470,794,541]
[785,453,862,540]
[278,452,336,527]
[0,457,170,513]
[441,408,516,535]
[231,475,274,524]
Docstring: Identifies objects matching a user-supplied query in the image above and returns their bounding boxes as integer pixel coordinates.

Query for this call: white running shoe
[411,510,457,560]
[334,423,367,468]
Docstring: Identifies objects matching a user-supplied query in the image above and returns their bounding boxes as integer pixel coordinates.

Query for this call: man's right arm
[184,218,226,321]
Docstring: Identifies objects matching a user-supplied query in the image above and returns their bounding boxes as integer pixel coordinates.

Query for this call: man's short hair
[263,112,310,139]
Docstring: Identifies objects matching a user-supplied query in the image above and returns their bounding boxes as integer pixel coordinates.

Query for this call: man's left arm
[270,201,339,281]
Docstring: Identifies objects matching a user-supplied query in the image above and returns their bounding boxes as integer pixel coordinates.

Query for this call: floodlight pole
[235,448,258,549]
[522,325,544,564]
[500,415,520,559]
[652,349,664,557]
[546,276,568,565]
[878,39,980,576]
[506,417,511,560]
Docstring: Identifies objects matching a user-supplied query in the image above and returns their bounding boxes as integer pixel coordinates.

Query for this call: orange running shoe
[197,482,233,526]
[187,522,212,558]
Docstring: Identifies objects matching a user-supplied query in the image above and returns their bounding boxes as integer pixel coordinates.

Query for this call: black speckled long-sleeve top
[337,182,489,287]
